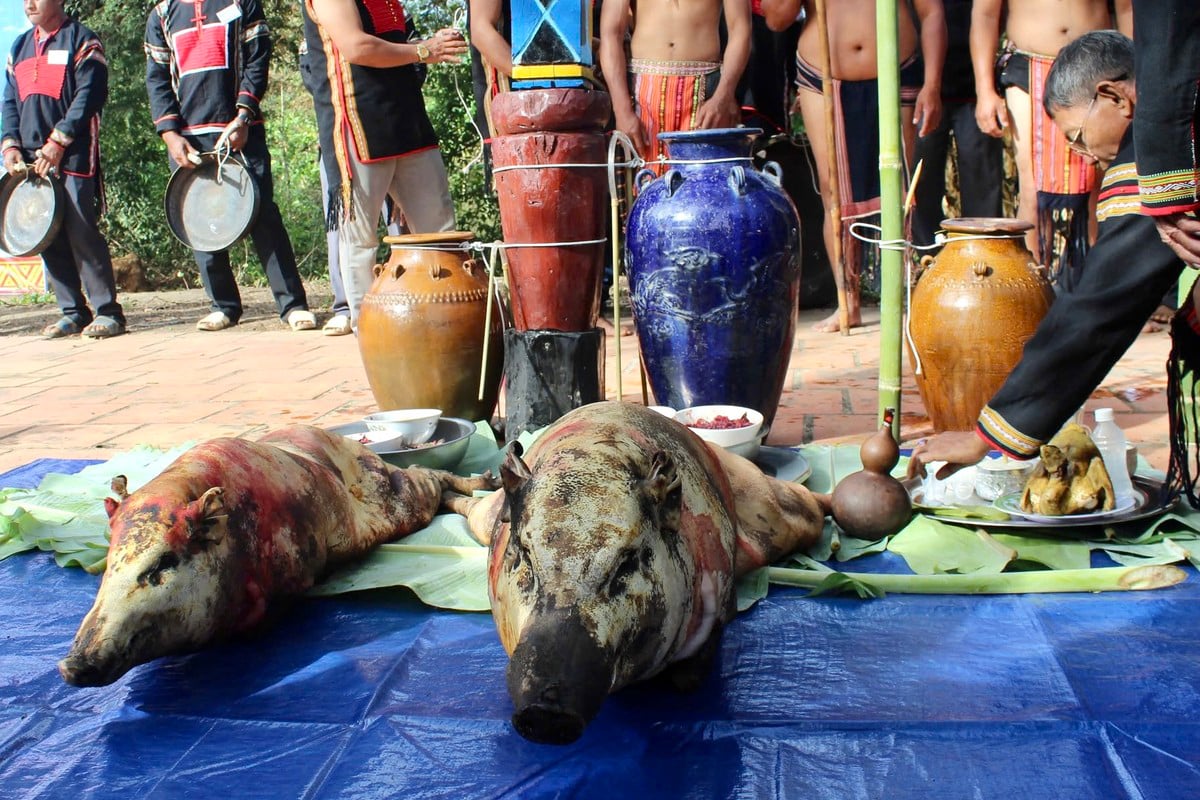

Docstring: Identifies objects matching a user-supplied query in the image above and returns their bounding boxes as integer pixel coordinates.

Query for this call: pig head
[487,403,742,744]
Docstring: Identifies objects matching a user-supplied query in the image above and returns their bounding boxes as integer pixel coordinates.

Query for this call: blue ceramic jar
[625,128,801,426]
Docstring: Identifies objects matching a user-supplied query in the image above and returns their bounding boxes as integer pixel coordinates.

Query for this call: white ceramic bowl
[674,405,764,449]
[362,408,442,445]
[647,405,677,417]
[326,422,413,453]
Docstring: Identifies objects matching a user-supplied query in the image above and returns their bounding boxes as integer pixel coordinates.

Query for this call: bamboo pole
[610,191,623,400]
[813,0,849,335]
[876,0,904,437]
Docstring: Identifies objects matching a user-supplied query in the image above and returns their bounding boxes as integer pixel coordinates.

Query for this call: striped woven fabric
[1096,162,1142,222]
[630,59,719,171]
[1028,53,1097,197]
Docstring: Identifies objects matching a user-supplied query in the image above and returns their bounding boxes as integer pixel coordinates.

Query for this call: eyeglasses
[1065,93,1099,158]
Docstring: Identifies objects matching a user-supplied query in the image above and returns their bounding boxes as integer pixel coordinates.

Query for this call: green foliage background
[63,0,497,288]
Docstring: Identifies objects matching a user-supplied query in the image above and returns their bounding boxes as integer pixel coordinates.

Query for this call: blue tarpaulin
[2,458,1199,799]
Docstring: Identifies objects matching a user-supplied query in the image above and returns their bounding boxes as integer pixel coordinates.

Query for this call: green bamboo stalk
[767,564,1188,594]
[876,0,904,436]
[378,543,486,556]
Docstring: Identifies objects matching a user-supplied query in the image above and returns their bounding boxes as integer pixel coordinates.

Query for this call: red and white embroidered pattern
[361,0,407,36]
[172,22,229,76]
[14,55,66,101]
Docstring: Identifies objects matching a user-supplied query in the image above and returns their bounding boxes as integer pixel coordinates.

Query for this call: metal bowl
[376,417,475,471]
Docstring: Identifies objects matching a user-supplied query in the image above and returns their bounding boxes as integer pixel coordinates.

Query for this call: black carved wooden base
[503,328,604,444]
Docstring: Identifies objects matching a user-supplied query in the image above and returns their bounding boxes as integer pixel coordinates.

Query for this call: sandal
[41,317,81,339]
[196,311,235,332]
[322,314,353,337]
[285,308,317,332]
[81,316,126,339]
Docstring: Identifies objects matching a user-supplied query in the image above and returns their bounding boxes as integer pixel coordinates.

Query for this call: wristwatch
[416,42,430,63]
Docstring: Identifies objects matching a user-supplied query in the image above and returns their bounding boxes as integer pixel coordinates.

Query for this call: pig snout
[59,596,181,687]
[58,651,122,688]
[58,617,134,687]
[506,609,613,745]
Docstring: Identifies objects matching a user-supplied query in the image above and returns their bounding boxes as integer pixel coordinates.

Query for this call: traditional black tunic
[1132,2,1200,216]
[1135,2,1200,503]
[301,0,437,223]
[144,0,269,135]
[976,133,1183,457]
[1,17,106,177]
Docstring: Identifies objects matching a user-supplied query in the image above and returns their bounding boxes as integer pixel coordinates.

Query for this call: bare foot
[1141,304,1174,334]
[811,308,863,333]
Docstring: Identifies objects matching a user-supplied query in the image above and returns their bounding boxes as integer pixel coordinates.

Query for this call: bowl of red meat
[673,405,764,450]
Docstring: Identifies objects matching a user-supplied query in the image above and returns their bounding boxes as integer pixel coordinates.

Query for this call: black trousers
[41,172,124,325]
[174,128,308,321]
[911,100,1005,247]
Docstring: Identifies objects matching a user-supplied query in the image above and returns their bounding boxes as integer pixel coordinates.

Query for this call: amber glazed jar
[357,231,505,421]
[906,217,1054,431]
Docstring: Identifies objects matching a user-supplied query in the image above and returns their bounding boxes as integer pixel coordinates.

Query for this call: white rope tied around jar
[847,220,1033,377]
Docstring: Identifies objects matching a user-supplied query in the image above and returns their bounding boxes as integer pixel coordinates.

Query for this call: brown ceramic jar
[906,217,1054,431]
[357,231,505,421]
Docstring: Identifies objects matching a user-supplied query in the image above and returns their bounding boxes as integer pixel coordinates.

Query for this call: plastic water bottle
[1091,408,1135,508]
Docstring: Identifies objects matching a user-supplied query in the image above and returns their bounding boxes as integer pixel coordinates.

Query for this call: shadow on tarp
[2,459,1200,799]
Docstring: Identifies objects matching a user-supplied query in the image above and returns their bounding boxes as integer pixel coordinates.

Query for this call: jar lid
[383,231,475,246]
[940,217,1034,235]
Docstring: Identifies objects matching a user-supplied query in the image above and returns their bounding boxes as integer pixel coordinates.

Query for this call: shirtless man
[600,0,751,167]
[971,0,1131,280]
[764,0,946,332]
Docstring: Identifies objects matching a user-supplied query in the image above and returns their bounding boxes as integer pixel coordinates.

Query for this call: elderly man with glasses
[908,30,1191,490]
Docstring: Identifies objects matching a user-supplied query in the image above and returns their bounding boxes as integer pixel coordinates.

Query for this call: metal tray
[908,474,1178,530]
[752,446,812,484]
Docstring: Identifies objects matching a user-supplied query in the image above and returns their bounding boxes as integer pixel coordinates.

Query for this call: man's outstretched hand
[905,431,992,480]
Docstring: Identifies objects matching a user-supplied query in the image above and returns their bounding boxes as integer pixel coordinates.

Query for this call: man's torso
[629,0,723,63]
[796,0,920,81]
[149,0,253,132]
[1004,0,1113,56]
[6,19,104,175]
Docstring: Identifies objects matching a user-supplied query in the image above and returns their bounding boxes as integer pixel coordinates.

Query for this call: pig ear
[110,475,129,499]
[188,487,228,545]
[642,451,680,504]
[104,475,130,519]
[500,442,532,496]
[198,486,226,518]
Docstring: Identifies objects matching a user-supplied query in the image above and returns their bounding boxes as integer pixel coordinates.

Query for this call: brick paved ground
[0,295,1174,474]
